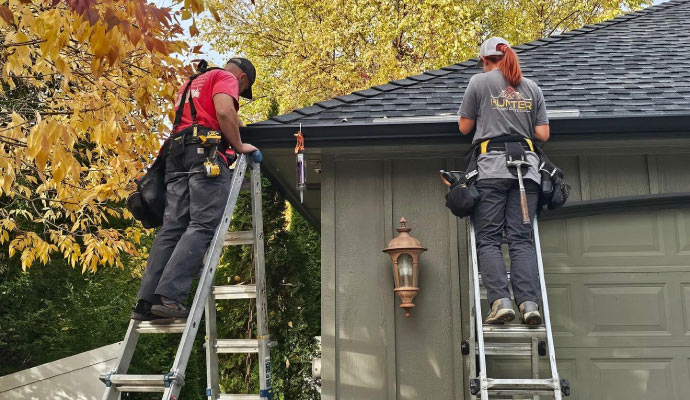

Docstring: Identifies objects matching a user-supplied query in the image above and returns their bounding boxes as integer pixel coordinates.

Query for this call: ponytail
[494,43,522,87]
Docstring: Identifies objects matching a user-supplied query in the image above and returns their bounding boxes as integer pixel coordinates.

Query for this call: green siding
[321,144,690,399]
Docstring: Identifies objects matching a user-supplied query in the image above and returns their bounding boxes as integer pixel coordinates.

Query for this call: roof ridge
[264,0,689,125]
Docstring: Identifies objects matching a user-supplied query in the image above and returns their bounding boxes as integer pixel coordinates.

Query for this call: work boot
[130,300,165,321]
[519,301,542,325]
[151,297,190,319]
[485,298,515,324]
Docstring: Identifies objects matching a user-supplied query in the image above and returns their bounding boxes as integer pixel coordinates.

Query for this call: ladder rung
[117,385,165,392]
[484,342,532,356]
[218,395,261,400]
[483,325,546,339]
[102,374,166,392]
[134,319,187,334]
[486,378,557,391]
[214,339,259,353]
[213,285,257,300]
[225,231,255,246]
[488,389,557,397]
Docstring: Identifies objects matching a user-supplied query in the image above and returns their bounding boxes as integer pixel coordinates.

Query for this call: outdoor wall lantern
[382,217,427,318]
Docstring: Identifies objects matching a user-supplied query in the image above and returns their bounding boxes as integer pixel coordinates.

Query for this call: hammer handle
[520,189,530,224]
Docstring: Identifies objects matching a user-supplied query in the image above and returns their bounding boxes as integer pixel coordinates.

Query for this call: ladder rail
[468,219,489,399]
[250,164,272,398]
[466,216,566,400]
[163,155,249,399]
[101,320,141,400]
[205,291,220,400]
[532,218,562,399]
[466,223,477,400]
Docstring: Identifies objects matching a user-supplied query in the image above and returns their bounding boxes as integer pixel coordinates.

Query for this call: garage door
[485,208,690,399]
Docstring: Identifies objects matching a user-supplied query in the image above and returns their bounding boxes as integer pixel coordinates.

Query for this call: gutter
[539,192,690,221]
[243,113,690,148]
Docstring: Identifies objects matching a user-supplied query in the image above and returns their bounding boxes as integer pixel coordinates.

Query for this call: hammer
[506,157,531,224]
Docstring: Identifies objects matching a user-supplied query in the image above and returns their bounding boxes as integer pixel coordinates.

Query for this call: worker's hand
[251,150,263,164]
[240,143,259,154]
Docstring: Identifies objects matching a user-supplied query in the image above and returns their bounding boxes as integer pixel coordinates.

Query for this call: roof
[249,0,690,132]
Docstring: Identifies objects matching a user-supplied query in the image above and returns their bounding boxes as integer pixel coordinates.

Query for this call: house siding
[321,140,690,399]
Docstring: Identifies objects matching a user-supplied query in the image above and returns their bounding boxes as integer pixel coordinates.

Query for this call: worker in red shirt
[131,58,259,320]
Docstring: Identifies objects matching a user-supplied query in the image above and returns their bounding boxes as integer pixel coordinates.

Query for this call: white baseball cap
[477,37,510,66]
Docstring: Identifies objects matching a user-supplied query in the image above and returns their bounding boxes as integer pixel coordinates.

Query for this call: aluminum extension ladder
[100,154,272,400]
[464,217,570,399]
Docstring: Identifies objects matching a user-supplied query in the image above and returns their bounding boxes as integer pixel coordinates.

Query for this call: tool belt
[443,135,571,218]
[169,62,238,178]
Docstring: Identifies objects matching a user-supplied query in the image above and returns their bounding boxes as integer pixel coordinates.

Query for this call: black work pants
[138,138,232,304]
[473,178,540,307]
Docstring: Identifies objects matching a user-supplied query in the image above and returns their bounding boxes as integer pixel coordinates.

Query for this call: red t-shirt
[173,69,239,133]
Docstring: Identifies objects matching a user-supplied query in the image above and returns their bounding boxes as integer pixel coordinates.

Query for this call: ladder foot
[470,378,480,395]
[561,378,570,396]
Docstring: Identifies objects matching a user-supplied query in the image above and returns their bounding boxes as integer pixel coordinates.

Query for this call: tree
[200,0,651,120]
[0,0,210,272]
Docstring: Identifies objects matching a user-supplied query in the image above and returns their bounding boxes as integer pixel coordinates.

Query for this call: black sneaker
[130,300,166,321]
[519,301,542,325]
[151,298,189,319]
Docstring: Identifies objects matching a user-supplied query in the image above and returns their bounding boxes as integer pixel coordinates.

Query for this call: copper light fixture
[383,217,427,318]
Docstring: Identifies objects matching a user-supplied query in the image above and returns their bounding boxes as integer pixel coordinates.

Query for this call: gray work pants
[473,178,540,307]
[138,138,232,304]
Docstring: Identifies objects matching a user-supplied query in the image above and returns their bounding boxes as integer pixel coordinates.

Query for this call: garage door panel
[681,283,690,335]
[590,358,676,400]
[674,209,690,255]
[584,284,671,337]
[538,219,569,257]
[547,284,576,337]
[580,212,664,257]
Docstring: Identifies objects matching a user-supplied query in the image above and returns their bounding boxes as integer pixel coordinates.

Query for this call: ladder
[100,154,272,400]
[464,217,570,399]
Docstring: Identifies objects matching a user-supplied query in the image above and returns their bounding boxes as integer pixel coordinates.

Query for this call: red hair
[486,43,522,87]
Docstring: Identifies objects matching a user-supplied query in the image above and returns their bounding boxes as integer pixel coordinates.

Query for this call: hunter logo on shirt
[490,86,533,112]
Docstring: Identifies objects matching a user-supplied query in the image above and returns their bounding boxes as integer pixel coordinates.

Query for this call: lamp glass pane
[398,253,414,287]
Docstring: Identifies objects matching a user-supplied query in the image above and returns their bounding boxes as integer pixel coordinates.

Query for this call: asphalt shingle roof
[253,0,690,127]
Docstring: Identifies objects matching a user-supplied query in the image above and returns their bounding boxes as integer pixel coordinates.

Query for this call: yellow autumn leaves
[0,0,208,272]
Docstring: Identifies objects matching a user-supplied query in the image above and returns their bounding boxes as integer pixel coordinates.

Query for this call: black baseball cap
[227,57,256,99]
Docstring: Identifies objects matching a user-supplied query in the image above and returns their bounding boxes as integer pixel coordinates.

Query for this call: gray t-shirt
[458,69,548,183]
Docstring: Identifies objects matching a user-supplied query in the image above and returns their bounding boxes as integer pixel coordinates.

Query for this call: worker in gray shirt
[457,37,550,325]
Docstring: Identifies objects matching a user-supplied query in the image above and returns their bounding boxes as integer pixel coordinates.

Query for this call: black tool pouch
[445,147,480,218]
[126,140,168,228]
[535,147,571,210]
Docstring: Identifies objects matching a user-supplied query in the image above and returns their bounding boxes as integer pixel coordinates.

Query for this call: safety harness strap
[172,63,225,132]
